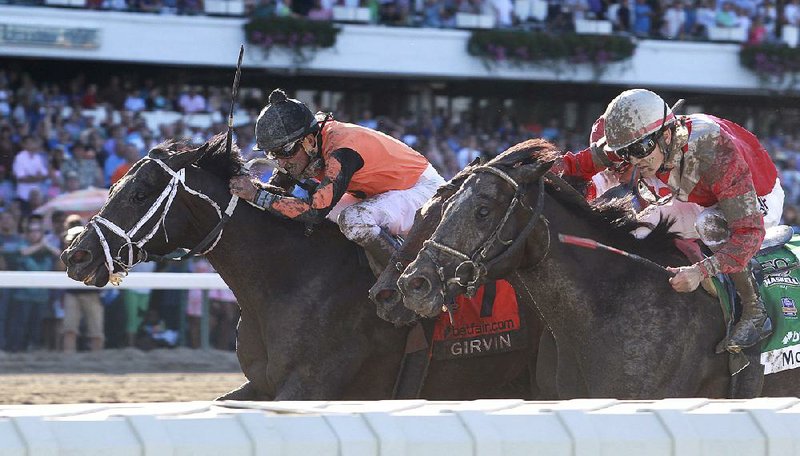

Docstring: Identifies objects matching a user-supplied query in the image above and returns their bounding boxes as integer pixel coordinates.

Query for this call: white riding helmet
[603,89,676,152]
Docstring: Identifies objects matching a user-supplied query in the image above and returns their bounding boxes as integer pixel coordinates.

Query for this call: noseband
[422,165,548,296]
[88,158,239,284]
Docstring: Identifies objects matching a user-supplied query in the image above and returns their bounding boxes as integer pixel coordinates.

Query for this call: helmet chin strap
[298,135,325,179]
[656,126,674,173]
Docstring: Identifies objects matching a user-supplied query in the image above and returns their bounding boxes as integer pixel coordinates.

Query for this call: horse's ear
[165,141,211,171]
[516,158,555,183]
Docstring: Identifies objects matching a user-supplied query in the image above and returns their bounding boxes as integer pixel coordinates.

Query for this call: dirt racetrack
[0,348,246,405]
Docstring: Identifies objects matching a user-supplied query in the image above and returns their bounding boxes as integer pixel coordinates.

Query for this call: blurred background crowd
[3,0,800,44]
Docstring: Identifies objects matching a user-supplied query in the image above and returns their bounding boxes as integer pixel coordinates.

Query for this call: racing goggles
[616,131,661,161]
[265,138,301,160]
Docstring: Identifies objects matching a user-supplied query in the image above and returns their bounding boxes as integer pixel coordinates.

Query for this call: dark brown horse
[61,134,538,400]
[397,138,798,399]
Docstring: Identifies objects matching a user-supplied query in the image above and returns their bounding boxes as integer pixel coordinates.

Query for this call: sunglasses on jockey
[615,102,670,162]
[264,138,302,160]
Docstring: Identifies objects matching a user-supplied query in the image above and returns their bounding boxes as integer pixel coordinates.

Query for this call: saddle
[758,225,794,254]
[714,225,795,309]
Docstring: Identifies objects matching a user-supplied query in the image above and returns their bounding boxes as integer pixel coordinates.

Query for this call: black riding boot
[362,230,401,278]
[726,266,773,353]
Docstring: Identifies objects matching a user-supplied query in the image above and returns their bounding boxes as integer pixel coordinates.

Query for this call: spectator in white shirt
[491,0,515,26]
[178,86,207,114]
[663,1,686,38]
[123,90,147,112]
[785,0,800,25]
[696,0,717,35]
[12,136,48,202]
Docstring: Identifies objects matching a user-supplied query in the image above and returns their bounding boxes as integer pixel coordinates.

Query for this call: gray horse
[396,138,798,398]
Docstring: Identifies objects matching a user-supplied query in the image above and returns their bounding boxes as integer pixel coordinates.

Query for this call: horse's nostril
[409,277,431,294]
[376,289,400,306]
[68,249,91,265]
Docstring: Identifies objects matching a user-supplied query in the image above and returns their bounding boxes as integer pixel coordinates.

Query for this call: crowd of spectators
[0,67,798,353]
[7,0,800,46]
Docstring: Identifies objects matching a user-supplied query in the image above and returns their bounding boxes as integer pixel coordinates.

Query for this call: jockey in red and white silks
[559,112,783,274]
[558,89,782,353]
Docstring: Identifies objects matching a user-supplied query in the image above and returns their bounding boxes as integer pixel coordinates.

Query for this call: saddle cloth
[709,230,800,375]
[431,280,528,360]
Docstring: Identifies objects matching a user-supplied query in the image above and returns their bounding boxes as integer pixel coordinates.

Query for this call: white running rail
[2,398,800,455]
[1,271,228,290]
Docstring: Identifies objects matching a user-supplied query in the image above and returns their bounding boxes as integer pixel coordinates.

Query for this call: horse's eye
[132,191,148,203]
[477,206,490,218]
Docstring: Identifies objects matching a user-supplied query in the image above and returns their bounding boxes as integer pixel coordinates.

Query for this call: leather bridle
[422,165,548,297]
[87,157,239,284]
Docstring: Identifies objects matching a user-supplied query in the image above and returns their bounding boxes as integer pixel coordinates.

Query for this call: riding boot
[361,229,401,278]
[726,266,773,353]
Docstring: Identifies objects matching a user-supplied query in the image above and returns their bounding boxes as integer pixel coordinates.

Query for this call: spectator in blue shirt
[634,0,653,36]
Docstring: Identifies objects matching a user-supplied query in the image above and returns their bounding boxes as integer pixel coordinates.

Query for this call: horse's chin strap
[89,158,239,285]
[424,165,548,297]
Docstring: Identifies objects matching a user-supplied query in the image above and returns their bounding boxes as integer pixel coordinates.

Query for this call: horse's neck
[204,204,299,296]
[514,196,627,334]
[520,193,721,340]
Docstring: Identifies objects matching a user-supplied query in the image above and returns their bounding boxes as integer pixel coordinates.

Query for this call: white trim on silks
[334,164,445,242]
[762,344,800,375]
[762,177,785,229]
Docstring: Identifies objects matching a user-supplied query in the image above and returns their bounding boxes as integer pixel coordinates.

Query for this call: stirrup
[725,316,773,353]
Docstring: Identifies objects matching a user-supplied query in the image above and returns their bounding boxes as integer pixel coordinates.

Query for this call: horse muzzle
[62,247,109,287]
[398,261,445,318]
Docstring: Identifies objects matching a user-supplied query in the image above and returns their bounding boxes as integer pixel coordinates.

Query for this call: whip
[226,44,245,158]
[558,233,675,277]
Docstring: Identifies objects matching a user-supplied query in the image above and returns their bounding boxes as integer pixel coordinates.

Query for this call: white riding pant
[632,177,785,241]
[327,164,446,243]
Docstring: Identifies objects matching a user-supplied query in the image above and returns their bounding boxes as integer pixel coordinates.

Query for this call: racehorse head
[369,158,482,326]
[398,139,559,318]
[61,133,243,287]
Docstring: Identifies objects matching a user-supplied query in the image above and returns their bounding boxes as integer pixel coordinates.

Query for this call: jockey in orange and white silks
[228,89,445,276]
[558,89,783,353]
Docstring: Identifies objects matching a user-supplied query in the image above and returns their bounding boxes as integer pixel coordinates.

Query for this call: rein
[89,157,239,285]
[423,165,548,296]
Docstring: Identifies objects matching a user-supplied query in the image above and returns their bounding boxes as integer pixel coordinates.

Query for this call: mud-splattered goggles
[616,131,661,161]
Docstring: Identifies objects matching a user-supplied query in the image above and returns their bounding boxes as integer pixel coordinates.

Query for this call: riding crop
[226,44,244,156]
[558,234,675,277]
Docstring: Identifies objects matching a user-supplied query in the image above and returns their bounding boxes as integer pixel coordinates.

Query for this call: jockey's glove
[253,188,279,209]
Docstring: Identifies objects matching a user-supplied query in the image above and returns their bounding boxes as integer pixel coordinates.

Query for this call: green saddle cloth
[753,235,800,374]
[710,235,800,374]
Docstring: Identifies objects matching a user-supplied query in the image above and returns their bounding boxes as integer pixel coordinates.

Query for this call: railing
[2,398,800,453]
[3,271,229,350]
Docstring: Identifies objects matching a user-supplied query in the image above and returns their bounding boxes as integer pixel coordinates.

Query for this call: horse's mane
[554,183,678,254]
[432,157,483,200]
[195,133,247,180]
[148,133,248,182]
[148,139,192,155]
[481,138,678,255]
[486,138,561,168]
